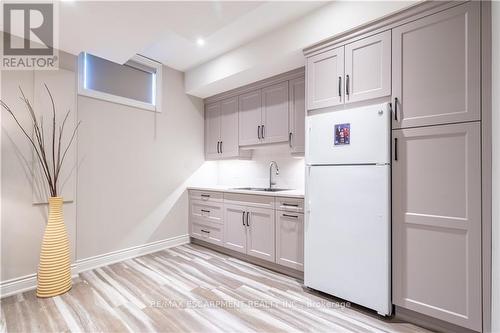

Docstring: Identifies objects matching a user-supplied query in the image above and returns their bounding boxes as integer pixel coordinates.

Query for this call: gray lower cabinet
[246,207,275,261]
[223,203,247,253]
[275,210,304,271]
[191,221,224,246]
[289,76,305,154]
[223,203,275,262]
[392,122,482,331]
[189,191,225,246]
[190,191,304,269]
[391,1,480,129]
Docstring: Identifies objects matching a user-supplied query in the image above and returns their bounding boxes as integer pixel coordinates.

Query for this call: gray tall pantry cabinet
[304,1,483,332]
[391,2,482,331]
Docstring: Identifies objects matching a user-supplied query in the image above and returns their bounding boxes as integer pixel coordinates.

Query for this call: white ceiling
[58,1,326,71]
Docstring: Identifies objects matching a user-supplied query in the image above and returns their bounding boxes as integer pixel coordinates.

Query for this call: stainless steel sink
[231,187,291,192]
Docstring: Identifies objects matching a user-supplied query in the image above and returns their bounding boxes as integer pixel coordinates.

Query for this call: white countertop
[187,185,304,198]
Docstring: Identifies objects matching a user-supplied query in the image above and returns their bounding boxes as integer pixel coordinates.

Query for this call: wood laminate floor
[0,244,432,333]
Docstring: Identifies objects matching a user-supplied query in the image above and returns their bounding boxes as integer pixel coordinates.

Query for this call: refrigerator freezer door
[307,103,390,165]
[304,165,391,315]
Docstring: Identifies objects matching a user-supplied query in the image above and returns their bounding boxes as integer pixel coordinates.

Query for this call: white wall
[185,1,417,98]
[76,66,206,259]
[491,1,500,331]
[1,53,78,282]
[215,145,304,190]
[1,56,207,283]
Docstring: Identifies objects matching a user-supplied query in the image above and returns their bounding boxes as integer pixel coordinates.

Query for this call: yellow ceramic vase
[36,197,72,298]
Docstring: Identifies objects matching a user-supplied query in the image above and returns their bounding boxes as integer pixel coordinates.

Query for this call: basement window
[78,53,162,112]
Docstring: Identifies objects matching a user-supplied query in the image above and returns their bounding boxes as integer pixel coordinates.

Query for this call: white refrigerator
[304,103,392,315]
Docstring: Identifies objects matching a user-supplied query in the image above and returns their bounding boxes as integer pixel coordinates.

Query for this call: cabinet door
[289,77,305,154]
[306,46,344,110]
[261,82,289,144]
[392,122,481,331]
[392,2,480,129]
[205,102,221,159]
[220,97,239,158]
[246,207,275,262]
[239,89,262,146]
[344,30,391,104]
[276,211,304,271]
[223,204,247,254]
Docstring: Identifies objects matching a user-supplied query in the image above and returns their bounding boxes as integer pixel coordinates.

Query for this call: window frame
[78,53,162,112]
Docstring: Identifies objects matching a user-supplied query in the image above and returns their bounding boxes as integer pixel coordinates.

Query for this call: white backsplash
[215,144,305,190]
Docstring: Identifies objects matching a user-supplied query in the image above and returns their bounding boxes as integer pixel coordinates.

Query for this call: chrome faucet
[269,161,279,189]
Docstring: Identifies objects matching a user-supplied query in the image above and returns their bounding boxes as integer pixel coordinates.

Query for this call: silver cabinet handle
[338,76,342,97]
[261,125,265,139]
[257,125,261,139]
[201,209,210,213]
[220,141,222,154]
[346,75,350,96]
[282,203,299,207]
[283,214,299,219]
[242,211,245,225]
[246,212,250,226]
[200,229,210,234]
[289,132,292,148]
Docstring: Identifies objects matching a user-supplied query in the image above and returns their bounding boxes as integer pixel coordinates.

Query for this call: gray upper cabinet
[289,77,305,154]
[261,81,289,144]
[205,102,221,160]
[392,2,480,129]
[205,97,243,160]
[392,122,482,331]
[239,89,262,146]
[205,69,304,157]
[239,82,291,147]
[307,46,344,110]
[345,30,391,104]
[306,30,391,110]
[220,97,239,158]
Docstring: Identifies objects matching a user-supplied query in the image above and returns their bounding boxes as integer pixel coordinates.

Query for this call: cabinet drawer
[224,193,275,209]
[189,190,223,203]
[191,200,223,224]
[191,220,224,246]
[276,211,304,271]
[276,197,304,213]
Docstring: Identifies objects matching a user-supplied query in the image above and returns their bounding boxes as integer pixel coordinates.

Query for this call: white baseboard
[76,234,189,273]
[0,234,189,298]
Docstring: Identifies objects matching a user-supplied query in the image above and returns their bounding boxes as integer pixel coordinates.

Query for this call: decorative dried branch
[1,85,80,198]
